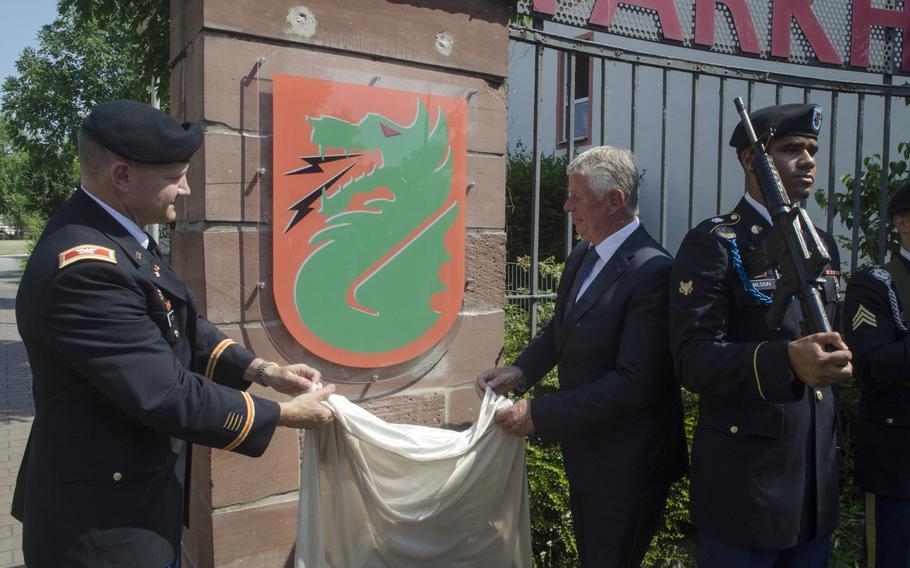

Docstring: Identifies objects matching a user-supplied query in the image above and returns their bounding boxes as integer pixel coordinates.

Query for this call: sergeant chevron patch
[852,304,877,330]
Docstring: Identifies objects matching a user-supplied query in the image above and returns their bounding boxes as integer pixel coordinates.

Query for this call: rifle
[732,97,833,334]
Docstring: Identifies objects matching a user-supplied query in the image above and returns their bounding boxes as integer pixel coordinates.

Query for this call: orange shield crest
[272,75,466,368]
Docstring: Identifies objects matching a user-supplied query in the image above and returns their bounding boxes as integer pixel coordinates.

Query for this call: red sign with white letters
[530,0,909,73]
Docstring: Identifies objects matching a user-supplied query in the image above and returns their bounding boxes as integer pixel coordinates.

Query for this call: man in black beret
[844,180,910,568]
[12,100,336,567]
[670,103,852,566]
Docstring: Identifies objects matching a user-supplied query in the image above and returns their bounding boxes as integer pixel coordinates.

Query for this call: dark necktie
[567,245,600,309]
[145,233,161,258]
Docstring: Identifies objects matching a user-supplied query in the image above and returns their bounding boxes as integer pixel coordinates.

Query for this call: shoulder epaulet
[696,212,741,240]
[58,244,117,269]
[868,265,908,332]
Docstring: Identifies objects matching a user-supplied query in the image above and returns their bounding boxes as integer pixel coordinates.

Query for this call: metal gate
[506,13,910,335]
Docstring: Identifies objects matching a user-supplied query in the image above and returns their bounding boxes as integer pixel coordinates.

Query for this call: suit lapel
[556,242,590,325]
[735,198,772,277]
[554,227,643,350]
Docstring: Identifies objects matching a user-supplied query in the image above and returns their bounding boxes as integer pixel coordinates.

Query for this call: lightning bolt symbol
[283,154,363,233]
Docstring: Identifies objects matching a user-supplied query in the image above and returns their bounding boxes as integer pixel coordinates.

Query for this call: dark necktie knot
[568,245,600,308]
[145,233,161,257]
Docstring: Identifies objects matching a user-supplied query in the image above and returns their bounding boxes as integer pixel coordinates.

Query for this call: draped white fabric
[295,388,532,568]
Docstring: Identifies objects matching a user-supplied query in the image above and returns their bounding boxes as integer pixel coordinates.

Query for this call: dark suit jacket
[669,197,842,550]
[845,256,910,499]
[12,189,280,567]
[514,225,686,496]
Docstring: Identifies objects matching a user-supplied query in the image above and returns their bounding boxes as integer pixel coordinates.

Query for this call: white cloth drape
[295,388,532,568]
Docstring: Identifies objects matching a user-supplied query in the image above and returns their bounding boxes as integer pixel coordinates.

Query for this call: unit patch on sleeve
[852,304,878,330]
[58,245,117,269]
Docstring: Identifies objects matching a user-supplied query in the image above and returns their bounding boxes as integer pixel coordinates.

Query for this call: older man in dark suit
[476,145,686,568]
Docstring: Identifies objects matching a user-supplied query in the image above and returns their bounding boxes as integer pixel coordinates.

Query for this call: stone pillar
[169,1,508,565]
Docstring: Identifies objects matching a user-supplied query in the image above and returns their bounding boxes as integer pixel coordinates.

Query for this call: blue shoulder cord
[715,232,773,305]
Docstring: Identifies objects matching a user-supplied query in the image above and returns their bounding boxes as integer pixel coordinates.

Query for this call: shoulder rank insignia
[707,212,740,241]
[714,226,736,240]
[852,304,877,330]
[58,245,117,269]
[679,280,694,296]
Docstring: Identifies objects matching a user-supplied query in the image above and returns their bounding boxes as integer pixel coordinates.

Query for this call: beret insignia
[679,280,694,296]
[58,245,117,269]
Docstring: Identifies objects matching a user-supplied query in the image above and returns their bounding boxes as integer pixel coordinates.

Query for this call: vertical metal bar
[716,78,726,214]
[746,80,754,112]
[879,88,892,263]
[631,64,638,154]
[688,73,699,228]
[566,52,576,259]
[775,84,782,105]
[852,94,865,272]
[530,44,544,338]
[826,92,838,237]
[800,88,811,208]
[600,58,607,146]
[659,68,668,245]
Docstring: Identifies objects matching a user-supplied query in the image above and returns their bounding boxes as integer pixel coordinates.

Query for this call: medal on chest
[157,288,176,328]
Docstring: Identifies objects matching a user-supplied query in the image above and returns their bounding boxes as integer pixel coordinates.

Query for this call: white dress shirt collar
[592,217,641,265]
[80,186,150,249]
[900,247,910,264]
[744,192,773,226]
[575,217,640,301]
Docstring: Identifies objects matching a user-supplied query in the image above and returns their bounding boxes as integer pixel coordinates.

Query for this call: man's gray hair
[567,146,639,215]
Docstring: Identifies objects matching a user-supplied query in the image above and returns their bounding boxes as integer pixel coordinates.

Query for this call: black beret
[888,181,910,217]
[81,100,202,164]
[729,103,823,150]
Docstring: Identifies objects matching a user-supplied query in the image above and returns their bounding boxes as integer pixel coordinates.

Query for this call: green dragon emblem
[291,100,461,355]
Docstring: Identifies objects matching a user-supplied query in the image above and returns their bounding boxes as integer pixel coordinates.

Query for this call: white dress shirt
[80,186,150,249]
[744,192,773,225]
[575,217,641,302]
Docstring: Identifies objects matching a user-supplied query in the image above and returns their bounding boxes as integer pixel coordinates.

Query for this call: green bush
[506,145,570,263]
[815,141,910,266]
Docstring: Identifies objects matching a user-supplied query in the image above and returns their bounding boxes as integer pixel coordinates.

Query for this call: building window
[557,33,593,147]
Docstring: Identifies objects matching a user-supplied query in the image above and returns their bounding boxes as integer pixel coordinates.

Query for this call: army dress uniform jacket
[514,225,687,497]
[844,255,910,499]
[12,189,280,567]
[669,197,842,550]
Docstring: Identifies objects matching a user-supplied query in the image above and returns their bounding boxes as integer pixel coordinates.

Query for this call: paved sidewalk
[0,255,32,567]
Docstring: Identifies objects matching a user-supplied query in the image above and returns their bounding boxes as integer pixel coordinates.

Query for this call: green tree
[0,0,168,227]
[815,142,910,266]
[506,144,571,262]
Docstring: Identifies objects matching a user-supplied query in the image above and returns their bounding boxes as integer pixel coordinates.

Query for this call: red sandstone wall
[168,1,509,565]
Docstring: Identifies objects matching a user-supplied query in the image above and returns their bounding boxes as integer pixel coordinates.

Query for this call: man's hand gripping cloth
[296,387,532,567]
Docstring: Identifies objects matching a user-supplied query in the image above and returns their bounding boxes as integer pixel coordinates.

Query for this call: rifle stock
[732,97,833,334]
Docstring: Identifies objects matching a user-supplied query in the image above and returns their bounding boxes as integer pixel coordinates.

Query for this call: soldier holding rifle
[669,103,852,567]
